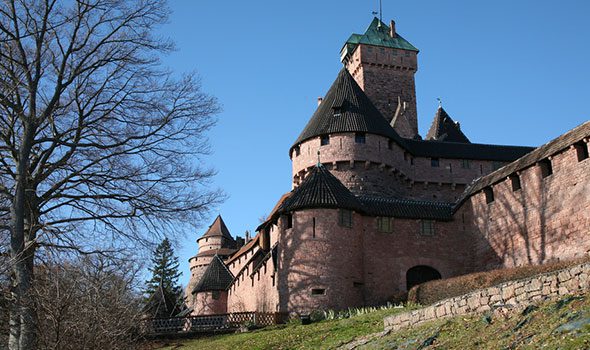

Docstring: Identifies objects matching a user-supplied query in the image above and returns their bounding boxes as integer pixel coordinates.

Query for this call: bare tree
[0,0,221,348]
[34,255,144,350]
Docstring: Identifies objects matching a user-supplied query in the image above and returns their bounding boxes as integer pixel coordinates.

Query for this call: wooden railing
[141,311,288,336]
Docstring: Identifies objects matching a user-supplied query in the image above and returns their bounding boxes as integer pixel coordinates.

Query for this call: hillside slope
[159,293,590,349]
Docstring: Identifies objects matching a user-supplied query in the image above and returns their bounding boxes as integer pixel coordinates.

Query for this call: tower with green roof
[341,18,419,139]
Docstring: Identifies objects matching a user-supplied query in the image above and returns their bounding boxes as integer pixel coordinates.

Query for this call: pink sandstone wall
[277,209,365,314]
[292,133,499,202]
[191,291,228,315]
[227,255,279,313]
[465,141,590,270]
[360,215,472,305]
[345,44,418,137]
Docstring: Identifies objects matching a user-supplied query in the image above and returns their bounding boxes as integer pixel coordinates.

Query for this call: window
[285,213,293,229]
[420,220,435,236]
[212,291,220,300]
[392,49,398,56]
[539,159,553,178]
[510,174,521,191]
[484,187,494,203]
[320,135,330,146]
[405,51,410,57]
[575,141,589,161]
[388,139,394,150]
[461,159,471,169]
[312,217,316,238]
[377,217,392,233]
[431,158,440,167]
[339,209,353,228]
[333,107,342,117]
[294,146,300,157]
[355,133,366,144]
[311,288,326,296]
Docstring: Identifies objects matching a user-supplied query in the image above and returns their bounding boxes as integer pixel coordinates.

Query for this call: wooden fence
[142,312,288,336]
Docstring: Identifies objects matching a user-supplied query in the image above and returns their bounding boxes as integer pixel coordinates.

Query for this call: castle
[185,18,590,316]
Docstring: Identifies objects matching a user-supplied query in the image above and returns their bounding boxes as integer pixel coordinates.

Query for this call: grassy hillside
[159,294,590,349]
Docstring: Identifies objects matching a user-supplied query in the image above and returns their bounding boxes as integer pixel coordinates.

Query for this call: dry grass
[408,257,590,305]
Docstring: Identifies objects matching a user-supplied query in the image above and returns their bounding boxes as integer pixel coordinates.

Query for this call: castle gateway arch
[406,265,441,290]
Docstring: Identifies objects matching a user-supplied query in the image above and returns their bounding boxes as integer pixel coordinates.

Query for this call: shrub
[408,256,590,305]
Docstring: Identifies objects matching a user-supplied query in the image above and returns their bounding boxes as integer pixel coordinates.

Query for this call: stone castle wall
[192,291,228,316]
[360,215,471,305]
[227,254,278,313]
[384,262,590,332]
[292,133,500,202]
[345,44,418,137]
[464,140,590,271]
[277,209,365,314]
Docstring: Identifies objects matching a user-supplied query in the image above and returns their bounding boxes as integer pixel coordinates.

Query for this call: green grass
[359,294,590,350]
[157,306,413,350]
[158,294,590,350]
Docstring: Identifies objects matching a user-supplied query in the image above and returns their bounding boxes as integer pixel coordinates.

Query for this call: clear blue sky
[157,1,590,287]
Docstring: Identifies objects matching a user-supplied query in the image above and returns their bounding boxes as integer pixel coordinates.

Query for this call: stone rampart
[383,262,590,332]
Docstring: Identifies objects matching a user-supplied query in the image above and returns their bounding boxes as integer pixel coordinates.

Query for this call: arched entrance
[406,265,441,290]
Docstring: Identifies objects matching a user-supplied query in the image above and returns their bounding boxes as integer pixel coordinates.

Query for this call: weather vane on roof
[437,97,443,108]
[372,0,382,23]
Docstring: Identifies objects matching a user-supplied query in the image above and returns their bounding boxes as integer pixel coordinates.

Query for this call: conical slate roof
[278,164,364,213]
[199,215,235,242]
[192,255,234,294]
[425,107,470,143]
[292,69,403,150]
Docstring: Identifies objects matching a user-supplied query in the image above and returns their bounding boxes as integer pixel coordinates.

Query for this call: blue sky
[158,1,590,286]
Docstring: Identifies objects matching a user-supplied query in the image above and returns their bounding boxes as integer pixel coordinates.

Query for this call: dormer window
[355,133,366,144]
[320,135,330,146]
[333,106,342,117]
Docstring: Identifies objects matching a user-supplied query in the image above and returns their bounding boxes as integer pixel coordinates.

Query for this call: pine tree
[144,238,184,318]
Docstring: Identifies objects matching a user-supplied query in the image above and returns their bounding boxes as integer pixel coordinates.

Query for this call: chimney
[389,20,396,38]
[317,97,323,106]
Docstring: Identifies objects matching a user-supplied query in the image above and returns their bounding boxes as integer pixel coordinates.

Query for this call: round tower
[290,69,411,197]
[186,215,237,309]
[191,255,234,315]
[275,165,365,313]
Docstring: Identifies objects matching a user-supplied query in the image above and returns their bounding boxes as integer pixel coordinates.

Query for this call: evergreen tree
[144,239,184,318]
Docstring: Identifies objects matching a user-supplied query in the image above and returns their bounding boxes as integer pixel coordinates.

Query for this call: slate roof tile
[192,255,234,294]
[426,107,471,143]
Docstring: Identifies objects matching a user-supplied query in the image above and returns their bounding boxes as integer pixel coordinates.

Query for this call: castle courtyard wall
[465,140,590,270]
[360,215,472,304]
[292,133,500,202]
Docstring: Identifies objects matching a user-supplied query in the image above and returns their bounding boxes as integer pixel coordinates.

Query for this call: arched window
[406,265,441,290]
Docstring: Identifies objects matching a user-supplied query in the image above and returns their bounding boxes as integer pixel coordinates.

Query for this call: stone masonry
[384,262,590,332]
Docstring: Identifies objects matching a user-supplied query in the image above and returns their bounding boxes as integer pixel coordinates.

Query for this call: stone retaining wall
[384,262,590,331]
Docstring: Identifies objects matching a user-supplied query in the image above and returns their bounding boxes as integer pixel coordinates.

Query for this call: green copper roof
[343,17,419,53]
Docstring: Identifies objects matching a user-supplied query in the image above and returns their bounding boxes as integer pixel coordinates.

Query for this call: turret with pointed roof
[291,68,402,153]
[196,215,237,254]
[426,107,471,143]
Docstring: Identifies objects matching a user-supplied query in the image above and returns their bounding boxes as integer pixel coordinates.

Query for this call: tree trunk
[9,125,38,350]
